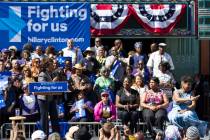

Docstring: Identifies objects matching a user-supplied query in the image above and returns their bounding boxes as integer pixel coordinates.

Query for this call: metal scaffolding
[198,0,210,39]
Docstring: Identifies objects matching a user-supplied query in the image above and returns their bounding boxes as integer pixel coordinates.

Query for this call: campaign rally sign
[0,71,12,90]
[29,82,68,93]
[0,2,90,51]
[56,57,71,68]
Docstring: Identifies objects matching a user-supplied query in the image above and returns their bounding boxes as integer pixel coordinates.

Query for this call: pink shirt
[145,89,164,105]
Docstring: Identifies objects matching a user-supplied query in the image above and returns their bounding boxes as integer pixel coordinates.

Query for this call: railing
[0,122,102,139]
[0,0,194,2]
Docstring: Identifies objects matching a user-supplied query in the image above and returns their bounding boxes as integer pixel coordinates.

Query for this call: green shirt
[94,76,114,94]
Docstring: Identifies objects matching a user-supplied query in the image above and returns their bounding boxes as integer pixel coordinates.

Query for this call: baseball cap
[1,48,10,53]
[101,91,109,96]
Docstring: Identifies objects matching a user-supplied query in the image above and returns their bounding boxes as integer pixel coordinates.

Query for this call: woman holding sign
[70,90,93,122]
[37,58,59,135]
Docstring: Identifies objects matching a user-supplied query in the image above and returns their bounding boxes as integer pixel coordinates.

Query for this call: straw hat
[73,63,84,70]
[48,132,61,140]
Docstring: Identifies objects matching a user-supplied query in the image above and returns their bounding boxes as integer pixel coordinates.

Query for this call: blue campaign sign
[0,71,12,90]
[29,82,68,93]
[56,57,71,68]
[0,2,90,51]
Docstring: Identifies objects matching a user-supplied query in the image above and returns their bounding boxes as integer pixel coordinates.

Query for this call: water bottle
[58,106,62,115]
[66,71,71,80]
[15,108,20,116]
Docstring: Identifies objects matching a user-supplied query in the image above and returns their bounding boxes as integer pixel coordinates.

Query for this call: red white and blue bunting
[91,4,186,35]
[91,4,131,35]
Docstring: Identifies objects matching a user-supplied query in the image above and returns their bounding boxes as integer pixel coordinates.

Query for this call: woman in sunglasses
[22,66,35,84]
[94,91,116,123]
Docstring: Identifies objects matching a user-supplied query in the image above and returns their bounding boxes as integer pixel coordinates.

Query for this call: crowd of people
[0,38,208,139]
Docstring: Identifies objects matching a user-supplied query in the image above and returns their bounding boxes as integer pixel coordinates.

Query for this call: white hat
[8,46,17,52]
[158,43,167,47]
[65,126,79,140]
[84,47,95,55]
[164,125,181,140]
[31,130,46,140]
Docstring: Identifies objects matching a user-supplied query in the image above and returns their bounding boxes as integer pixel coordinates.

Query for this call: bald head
[67,39,74,48]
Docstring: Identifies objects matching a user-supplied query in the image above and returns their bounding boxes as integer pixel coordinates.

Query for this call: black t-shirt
[117,88,139,106]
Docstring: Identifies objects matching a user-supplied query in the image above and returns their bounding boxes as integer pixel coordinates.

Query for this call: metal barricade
[0,122,102,139]
[0,122,38,139]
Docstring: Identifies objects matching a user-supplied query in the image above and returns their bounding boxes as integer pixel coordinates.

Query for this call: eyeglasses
[102,94,109,97]
[23,87,28,90]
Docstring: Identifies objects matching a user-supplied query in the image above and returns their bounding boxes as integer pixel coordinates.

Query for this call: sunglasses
[23,87,28,90]
[102,94,109,97]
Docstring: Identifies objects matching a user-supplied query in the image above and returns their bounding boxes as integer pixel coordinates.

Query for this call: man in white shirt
[31,45,47,60]
[105,47,124,82]
[62,39,83,66]
[92,37,105,56]
[147,43,174,77]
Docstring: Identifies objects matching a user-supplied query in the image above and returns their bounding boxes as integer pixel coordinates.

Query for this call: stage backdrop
[0,2,90,51]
